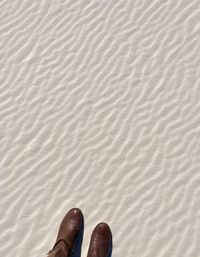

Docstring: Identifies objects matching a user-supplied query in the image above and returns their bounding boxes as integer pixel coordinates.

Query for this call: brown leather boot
[87,223,112,257]
[47,208,83,257]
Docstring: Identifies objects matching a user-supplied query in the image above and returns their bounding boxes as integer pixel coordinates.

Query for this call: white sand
[0,1,200,257]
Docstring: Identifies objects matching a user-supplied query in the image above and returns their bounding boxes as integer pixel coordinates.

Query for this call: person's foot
[48,208,83,257]
[47,208,112,257]
[87,222,112,257]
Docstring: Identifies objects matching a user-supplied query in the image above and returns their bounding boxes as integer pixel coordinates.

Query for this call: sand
[0,0,200,257]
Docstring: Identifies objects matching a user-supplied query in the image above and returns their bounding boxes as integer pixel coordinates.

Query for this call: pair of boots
[47,208,112,257]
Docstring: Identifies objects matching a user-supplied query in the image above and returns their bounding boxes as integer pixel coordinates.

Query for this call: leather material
[48,209,83,257]
[47,209,112,257]
[87,223,112,257]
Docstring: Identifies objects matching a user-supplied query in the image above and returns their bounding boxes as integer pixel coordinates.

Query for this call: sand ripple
[0,0,200,257]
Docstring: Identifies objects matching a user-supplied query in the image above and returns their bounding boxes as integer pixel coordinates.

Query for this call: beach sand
[0,1,200,257]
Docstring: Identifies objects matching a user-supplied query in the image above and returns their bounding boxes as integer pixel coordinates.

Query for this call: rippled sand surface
[1,1,200,257]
